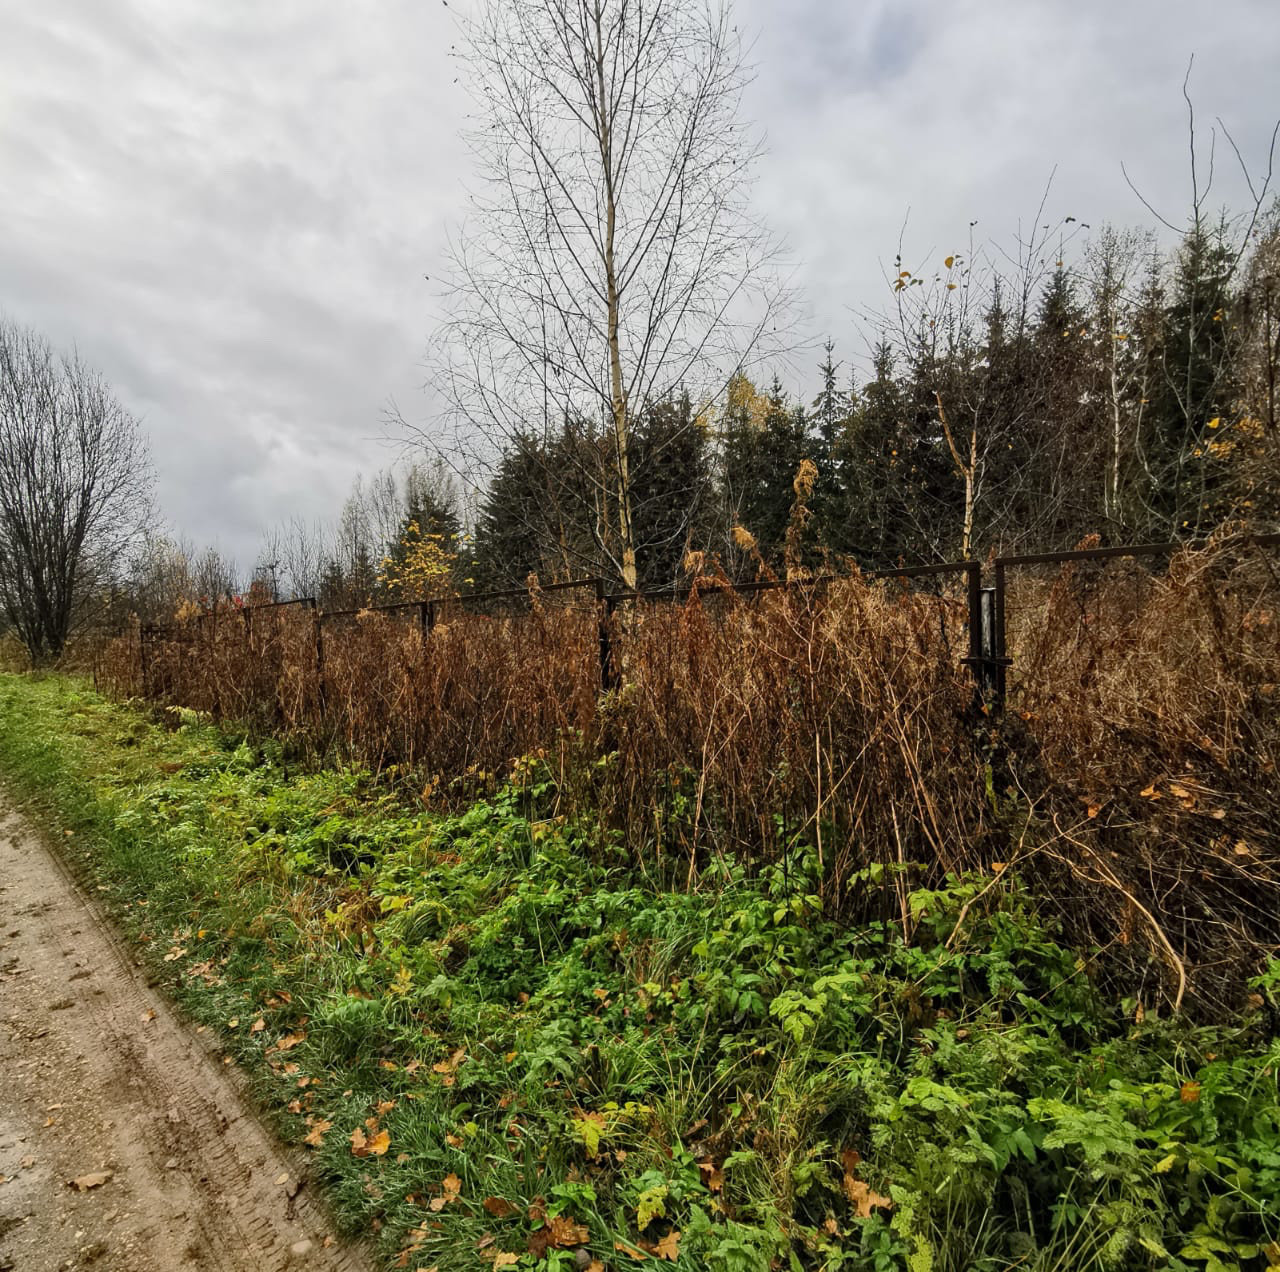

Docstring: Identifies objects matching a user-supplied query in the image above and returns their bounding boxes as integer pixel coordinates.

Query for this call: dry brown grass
[93,541,1280,1012]
[601,576,983,908]
[313,595,600,783]
[1003,540,1280,1009]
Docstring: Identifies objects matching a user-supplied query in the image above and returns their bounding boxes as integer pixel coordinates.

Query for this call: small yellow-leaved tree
[377,520,459,601]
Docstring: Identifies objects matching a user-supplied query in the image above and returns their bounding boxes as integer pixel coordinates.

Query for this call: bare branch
[417,0,794,588]
[0,316,153,660]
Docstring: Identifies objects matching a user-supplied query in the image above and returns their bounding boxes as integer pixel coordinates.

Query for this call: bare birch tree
[427,0,790,588]
[0,317,152,661]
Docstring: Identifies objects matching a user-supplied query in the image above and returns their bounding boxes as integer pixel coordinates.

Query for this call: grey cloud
[2,0,464,563]
[1,0,1277,566]
[738,0,1280,371]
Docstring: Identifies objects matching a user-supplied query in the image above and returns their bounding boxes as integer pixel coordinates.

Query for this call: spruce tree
[630,392,716,587]
[809,341,852,553]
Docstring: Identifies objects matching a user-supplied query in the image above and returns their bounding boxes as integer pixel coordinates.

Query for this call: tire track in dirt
[0,806,373,1272]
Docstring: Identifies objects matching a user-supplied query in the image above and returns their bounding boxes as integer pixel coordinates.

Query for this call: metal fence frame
[988,532,1280,702]
[128,533,1280,711]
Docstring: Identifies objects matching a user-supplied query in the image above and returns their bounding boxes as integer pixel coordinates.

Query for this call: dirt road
[0,808,371,1272]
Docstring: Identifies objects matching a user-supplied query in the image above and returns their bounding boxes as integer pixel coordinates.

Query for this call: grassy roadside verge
[0,672,1277,1272]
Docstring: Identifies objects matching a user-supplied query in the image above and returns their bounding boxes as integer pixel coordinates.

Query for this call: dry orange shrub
[309,595,600,781]
[602,577,982,907]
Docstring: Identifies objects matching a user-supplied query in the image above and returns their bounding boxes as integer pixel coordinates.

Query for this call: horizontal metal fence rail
[597,560,978,693]
[128,559,999,705]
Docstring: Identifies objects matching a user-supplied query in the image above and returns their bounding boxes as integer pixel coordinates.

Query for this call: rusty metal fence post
[962,562,987,703]
[992,560,1008,702]
[138,621,149,697]
[960,562,1009,709]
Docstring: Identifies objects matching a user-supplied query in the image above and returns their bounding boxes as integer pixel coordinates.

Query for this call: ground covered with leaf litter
[0,674,1277,1272]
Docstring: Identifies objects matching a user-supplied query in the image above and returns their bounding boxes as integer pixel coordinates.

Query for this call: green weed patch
[0,673,1277,1271]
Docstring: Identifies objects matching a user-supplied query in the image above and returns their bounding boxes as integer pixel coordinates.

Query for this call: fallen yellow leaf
[654,1229,681,1261]
[304,1119,332,1147]
[843,1173,892,1218]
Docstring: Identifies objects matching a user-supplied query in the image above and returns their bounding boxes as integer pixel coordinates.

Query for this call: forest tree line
[468,209,1280,587]
[5,201,1279,642]
[113,204,1280,620]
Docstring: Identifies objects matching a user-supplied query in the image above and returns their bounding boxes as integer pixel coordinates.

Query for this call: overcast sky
[2,0,1278,568]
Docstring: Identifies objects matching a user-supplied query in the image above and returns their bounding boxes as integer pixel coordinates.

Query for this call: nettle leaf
[1029,1099,1140,1165]
[571,1112,606,1159]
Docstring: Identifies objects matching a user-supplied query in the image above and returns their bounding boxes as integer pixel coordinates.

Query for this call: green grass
[0,672,1277,1272]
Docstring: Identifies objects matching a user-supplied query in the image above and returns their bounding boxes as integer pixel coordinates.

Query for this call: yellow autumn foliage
[377,519,459,601]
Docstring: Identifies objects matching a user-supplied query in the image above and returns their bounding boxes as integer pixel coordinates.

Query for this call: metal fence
[122,532,1280,711]
[987,533,1280,701]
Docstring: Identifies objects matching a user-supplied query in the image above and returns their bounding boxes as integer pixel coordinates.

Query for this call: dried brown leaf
[304,1118,332,1147]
